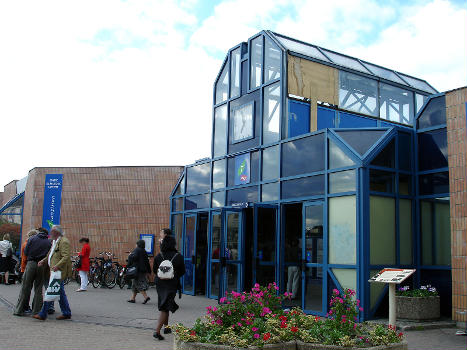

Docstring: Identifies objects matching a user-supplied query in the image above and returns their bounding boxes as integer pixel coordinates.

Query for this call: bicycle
[89,252,117,289]
[63,255,81,286]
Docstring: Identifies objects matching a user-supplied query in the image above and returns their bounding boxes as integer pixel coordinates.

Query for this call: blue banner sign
[42,174,63,229]
[234,153,250,185]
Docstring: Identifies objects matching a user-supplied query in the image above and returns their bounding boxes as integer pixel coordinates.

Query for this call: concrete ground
[0,282,466,350]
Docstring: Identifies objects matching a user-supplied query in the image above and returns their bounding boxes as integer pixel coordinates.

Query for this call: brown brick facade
[1,180,18,207]
[19,166,182,271]
[446,87,467,324]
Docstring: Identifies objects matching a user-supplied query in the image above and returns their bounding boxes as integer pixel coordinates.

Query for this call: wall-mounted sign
[42,174,63,229]
[140,234,155,256]
[234,153,250,185]
[369,268,416,284]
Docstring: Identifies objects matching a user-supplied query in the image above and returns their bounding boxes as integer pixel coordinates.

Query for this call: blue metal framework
[169,31,450,320]
[0,191,25,254]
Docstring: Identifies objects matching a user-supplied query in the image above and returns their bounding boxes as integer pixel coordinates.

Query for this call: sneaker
[163,327,172,334]
[153,332,164,341]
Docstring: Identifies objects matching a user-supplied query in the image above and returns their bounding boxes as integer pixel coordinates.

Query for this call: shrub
[175,285,404,348]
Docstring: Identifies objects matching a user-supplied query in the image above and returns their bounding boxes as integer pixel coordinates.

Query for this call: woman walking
[0,234,14,284]
[127,240,151,304]
[152,228,185,341]
[76,238,90,292]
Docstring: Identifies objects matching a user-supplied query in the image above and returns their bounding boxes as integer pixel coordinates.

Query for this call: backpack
[157,253,178,280]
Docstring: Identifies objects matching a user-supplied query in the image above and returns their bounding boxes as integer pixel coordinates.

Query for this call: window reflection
[417,96,446,129]
[329,170,356,194]
[369,170,395,193]
[339,71,378,117]
[212,159,226,190]
[418,129,448,171]
[263,83,281,144]
[186,163,210,194]
[213,105,228,157]
[379,83,414,125]
[264,37,280,83]
[281,176,324,199]
[250,36,263,89]
[211,191,225,208]
[262,145,280,180]
[230,48,241,98]
[282,134,325,177]
[215,63,229,104]
[329,139,355,169]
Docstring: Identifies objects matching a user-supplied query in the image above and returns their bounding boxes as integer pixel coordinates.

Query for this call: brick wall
[20,166,182,274]
[446,87,467,324]
[2,180,18,206]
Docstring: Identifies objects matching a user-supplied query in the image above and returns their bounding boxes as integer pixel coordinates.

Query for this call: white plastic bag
[44,270,62,302]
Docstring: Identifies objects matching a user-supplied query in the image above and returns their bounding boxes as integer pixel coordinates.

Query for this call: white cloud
[0,0,465,189]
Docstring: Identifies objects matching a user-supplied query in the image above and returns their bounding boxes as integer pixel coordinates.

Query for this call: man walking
[13,228,51,316]
[33,225,72,321]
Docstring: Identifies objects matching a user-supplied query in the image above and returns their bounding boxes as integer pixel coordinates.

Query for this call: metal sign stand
[369,268,416,328]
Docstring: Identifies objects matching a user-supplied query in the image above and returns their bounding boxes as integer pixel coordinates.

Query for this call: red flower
[263,332,271,341]
[279,315,287,321]
[290,326,298,333]
[190,331,196,336]
[280,321,287,328]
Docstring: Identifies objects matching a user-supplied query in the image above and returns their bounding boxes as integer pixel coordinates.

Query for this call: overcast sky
[0,0,466,189]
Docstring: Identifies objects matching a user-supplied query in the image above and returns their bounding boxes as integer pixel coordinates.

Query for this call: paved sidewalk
[0,283,466,350]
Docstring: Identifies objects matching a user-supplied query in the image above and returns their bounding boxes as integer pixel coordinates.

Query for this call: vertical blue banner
[42,174,63,229]
[234,153,250,185]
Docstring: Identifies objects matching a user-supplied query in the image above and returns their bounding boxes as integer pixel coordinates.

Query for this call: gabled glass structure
[0,192,24,253]
[170,31,450,320]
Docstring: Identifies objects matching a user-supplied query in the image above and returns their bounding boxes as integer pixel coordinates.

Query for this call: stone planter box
[396,296,440,321]
[174,339,407,350]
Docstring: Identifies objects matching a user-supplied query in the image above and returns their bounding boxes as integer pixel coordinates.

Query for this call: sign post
[369,268,416,327]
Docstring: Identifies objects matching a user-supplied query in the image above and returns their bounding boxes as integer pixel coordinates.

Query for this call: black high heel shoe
[153,332,164,341]
[142,297,150,304]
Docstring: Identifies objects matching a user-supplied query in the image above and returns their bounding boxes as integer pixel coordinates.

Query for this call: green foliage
[396,285,438,297]
[175,285,404,348]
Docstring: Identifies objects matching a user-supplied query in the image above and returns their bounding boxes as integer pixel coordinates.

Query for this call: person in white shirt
[0,234,14,284]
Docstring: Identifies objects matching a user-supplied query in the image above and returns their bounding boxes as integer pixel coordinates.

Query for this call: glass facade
[171,31,449,321]
[0,194,24,253]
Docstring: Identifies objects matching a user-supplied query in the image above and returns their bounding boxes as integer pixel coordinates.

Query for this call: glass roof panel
[320,49,369,73]
[398,74,437,94]
[361,62,408,86]
[275,35,330,62]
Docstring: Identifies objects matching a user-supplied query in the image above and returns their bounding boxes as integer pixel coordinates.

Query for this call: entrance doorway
[282,202,324,314]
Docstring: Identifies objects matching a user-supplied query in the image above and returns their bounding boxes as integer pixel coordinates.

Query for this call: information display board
[140,234,155,256]
[368,268,416,284]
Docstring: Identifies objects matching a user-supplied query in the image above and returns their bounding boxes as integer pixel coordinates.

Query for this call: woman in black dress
[127,240,151,304]
[153,228,185,340]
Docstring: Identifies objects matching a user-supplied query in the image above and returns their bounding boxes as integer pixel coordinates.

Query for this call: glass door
[302,202,325,314]
[219,209,244,297]
[209,211,222,298]
[183,214,197,296]
[253,204,278,287]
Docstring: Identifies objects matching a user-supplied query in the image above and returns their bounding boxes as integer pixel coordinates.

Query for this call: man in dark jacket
[13,227,51,316]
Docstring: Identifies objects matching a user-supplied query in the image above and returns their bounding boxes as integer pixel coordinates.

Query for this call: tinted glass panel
[264,37,280,83]
[185,194,210,210]
[419,172,449,195]
[338,112,377,128]
[379,83,414,125]
[263,83,281,144]
[282,134,325,177]
[186,163,210,194]
[371,139,395,168]
[329,170,356,194]
[362,62,407,85]
[285,99,310,138]
[230,48,241,98]
[212,159,226,190]
[281,175,324,199]
[421,199,451,265]
[317,107,336,130]
[399,174,412,195]
[275,35,330,62]
[418,129,448,171]
[227,186,258,205]
[261,182,279,202]
[250,36,263,89]
[329,196,356,264]
[212,191,225,208]
[399,199,413,265]
[231,102,254,143]
[262,145,280,181]
[215,63,229,104]
[329,139,355,169]
[417,96,446,129]
[336,130,386,156]
[339,71,378,116]
[213,105,228,157]
[370,196,395,265]
[323,50,368,73]
[172,198,183,212]
[416,93,429,114]
[370,170,395,193]
[172,213,183,252]
[398,132,412,171]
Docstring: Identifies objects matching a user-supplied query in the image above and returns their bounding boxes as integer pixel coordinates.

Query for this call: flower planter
[174,340,407,350]
[396,296,440,321]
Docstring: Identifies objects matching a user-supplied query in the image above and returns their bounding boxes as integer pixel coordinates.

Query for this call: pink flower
[254,333,260,339]
[216,319,222,325]
[237,322,242,327]
[262,307,272,314]
[333,289,340,295]
[219,297,226,304]
[227,310,232,315]
[252,327,258,332]
[359,307,363,311]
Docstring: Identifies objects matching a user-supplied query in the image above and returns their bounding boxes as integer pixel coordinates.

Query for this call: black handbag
[124,266,138,280]
[74,256,82,269]
[5,247,12,258]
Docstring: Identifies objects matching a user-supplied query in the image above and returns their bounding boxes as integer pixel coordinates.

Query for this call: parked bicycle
[89,252,117,289]
[114,251,131,289]
[63,255,81,286]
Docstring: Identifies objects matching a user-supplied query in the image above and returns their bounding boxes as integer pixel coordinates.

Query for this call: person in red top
[76,237,90,292]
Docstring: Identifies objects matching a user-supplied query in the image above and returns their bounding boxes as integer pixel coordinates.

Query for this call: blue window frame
[286,99,310,138]
[282,133,325,177]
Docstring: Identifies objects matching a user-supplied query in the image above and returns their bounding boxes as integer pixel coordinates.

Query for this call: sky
[0,0,466,189]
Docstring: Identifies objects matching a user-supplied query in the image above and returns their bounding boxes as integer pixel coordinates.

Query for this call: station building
[0,166,182,264]
[169,30,467,322]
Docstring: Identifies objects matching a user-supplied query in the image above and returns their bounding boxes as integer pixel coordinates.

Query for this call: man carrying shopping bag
[33,225,72,321]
